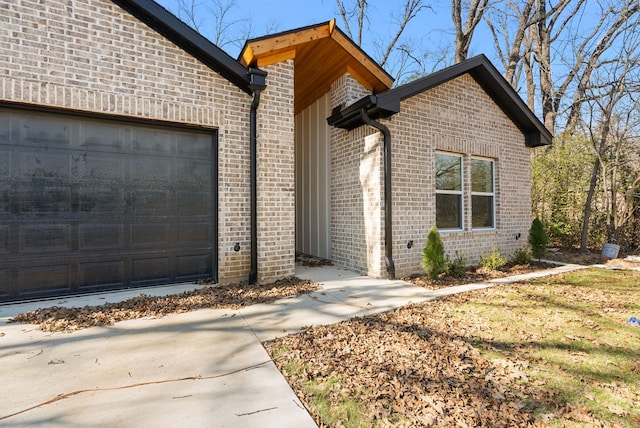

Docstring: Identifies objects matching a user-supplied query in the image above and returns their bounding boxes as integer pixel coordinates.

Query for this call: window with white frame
[435,152,463,230]
[471,157,495,229]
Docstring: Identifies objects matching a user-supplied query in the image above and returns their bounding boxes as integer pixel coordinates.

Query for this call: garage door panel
[79,188,126,213]
[176,134,212,157]
[177,191,211,214]
[134,190,174,212]
[78,261,125,287]
[79,122,125,149]
[0,184,8,213]
[79,155,125,181]
[132,157,173,183]
[23,115,71,146]
[132,258,170,283]
[20,265,70,292]
[177,254,210,278]
[0,269,9,297]
[177,222,210,245]
[79,224,124,249]
[132,223,170,247]
[0,225,8,252]
[132,128,173,154]
[18,151,70,178]
[0,107,216,301]
[176,162,210,186]
[22,224,71,251]
[0,149,9,175]
[20,185,72,213]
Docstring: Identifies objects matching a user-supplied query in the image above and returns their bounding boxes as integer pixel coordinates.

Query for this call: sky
[154,0,459,64]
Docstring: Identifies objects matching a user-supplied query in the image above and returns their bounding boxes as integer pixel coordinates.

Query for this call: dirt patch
[9,276,319,332]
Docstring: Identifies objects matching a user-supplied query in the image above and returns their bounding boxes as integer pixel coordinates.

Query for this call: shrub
[529,218,549,260]
[480,248,506,270]
[511,247,532,266]
[447,251,468,278]
[422,226,447,280]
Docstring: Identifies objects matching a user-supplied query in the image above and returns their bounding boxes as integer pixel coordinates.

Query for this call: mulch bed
[403,261,558,290]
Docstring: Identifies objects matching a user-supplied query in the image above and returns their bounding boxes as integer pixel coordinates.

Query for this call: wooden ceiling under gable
[239,20,394,115]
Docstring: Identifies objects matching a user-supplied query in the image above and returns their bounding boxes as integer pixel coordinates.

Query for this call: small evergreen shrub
[480,248,506,270]
[447,251,468,278]
[422,226,447,280]
[529,218,549,260]
[511,247,532,266]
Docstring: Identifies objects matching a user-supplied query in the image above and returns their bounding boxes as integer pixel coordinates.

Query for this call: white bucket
[602,243,620,259]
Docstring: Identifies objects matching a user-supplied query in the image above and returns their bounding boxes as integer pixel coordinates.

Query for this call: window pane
[471,159,493,193]
[436,193,462,229]
[436,154,461,191]
[472,195,494,228]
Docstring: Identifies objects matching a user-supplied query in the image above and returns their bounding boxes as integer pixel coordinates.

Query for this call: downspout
[248,68,268,285]
[359,108,396,279]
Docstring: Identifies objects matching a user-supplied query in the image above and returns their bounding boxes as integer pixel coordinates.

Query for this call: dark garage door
[0,107,217,301]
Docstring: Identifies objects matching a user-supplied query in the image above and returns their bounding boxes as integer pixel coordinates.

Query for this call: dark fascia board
[378,54,552,147]
[111,0,252,94]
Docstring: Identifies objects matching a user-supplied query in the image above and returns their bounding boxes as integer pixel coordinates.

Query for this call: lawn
[265,268,640,427]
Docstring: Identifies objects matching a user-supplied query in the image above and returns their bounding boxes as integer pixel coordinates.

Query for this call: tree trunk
[580,158,600,252]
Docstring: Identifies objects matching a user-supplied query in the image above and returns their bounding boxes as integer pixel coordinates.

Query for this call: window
[435,153,463,229]
[471,157,495,229]
[435,153,496,231]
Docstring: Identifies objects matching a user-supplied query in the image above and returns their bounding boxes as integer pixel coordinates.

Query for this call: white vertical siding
[295,93,331,259]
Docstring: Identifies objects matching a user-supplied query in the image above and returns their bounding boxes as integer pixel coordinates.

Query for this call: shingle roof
[328,55,552,147]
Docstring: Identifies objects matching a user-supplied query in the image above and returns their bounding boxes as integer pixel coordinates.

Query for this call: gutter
[358,108,396,280]
[248,68,268,285]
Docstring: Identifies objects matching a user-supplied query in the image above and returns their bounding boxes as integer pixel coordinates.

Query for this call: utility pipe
[248,68,267,285]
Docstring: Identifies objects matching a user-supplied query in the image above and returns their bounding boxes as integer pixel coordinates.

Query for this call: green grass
[452,268,640,426]
[303,377,369,428]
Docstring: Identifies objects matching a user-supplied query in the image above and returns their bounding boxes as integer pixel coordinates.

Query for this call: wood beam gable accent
[239,19,394,114]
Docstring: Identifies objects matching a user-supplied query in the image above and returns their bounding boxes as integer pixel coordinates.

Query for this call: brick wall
[389,74,532,277]
[0,0,257,283]
[257,59,296,282]
[330,74,385,276]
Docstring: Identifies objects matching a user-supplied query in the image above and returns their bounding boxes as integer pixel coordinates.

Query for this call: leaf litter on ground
[9,276,319,332]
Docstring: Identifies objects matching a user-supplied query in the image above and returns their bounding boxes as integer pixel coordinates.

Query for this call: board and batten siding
[295,93,331,259]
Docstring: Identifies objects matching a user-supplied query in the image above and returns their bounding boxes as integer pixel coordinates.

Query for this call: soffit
[239,20,394,115]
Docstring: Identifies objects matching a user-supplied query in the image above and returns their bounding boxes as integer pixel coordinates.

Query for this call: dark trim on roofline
[112,0,252,94]
[329,55,552,147]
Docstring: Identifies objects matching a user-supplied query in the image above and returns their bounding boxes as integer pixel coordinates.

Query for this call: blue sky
[154,0,457,58]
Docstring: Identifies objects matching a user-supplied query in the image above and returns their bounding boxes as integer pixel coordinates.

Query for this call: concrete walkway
[0,263,585,427]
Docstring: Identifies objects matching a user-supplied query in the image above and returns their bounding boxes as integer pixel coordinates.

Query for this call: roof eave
[377,54,552,147]
[111,0,252,94]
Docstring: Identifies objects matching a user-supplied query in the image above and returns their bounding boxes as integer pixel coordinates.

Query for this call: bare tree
[579,39,640,251]
[484,0,536,104]
[177,0,251,52]
[451,0,489,63]
[335,0,430,81]
[533,0,638,134]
